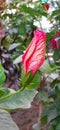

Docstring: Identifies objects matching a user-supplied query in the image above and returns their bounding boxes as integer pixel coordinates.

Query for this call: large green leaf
[0,110,19,130]
[0,88,37,110]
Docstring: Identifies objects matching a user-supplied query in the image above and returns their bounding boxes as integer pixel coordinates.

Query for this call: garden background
[0,0,60,130]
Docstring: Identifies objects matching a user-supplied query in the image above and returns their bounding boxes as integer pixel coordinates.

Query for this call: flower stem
[38,101,43,127]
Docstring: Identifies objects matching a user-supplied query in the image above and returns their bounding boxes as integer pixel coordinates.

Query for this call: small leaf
[11,52,20,61]
[21,67,33,87]
[27,71,41,89]
[37,90,48,102]
[41,103,58,123]
[51,9,60,19]
[13,55,22,64]
[50,78,60,88]
[49,126,54,130]
[0,90,5,98]
[53,49,60,61]
[55,86,60,98]
[0,88,10,98]
[18,23,26,35]
[40,60,52,74]
[0,62,6,87]
[32,123,40,130]
[41,116,48,125]
[56,123,60,130]
[8,43,20,51]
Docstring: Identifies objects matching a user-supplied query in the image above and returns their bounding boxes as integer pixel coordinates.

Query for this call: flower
[0,29,4,35]
[0,0,6,10]
[50,39,57,49]
[22,29,46,75]
[55,32,60,37]
[45,3,50,10]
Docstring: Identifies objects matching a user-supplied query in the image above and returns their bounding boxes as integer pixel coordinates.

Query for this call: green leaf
[55,87,60,98]
[0,62,6,87]
[0,90,5,98]
[37,90,48,102]
[54,15,60,21]
[50,78,60,88]
[53,49,60,61]
[5,35,13,49]
[40,60,57,74]
[46,31,54,42]
[8,43,20,51]
[27,71,41,89]
[51,9,60,18]
[32,123,40,130]
[0,110,19,130]
[41,115,48,125]
[18,23,26,35]
[56,123,60,130]
[41,99,60,126]
[21,4,47,17]
[11,52,20,61]
[0,88,37,110]
[49,126,54,130]
[0,88,10,98]
[21,67,33,87]
[58,83,60,90]
[40,60,52,74]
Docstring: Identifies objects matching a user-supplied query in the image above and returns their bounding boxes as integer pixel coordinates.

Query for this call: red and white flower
[22,29,46,75]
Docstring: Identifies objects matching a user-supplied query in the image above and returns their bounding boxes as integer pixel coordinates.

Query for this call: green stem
[0,86,25,101]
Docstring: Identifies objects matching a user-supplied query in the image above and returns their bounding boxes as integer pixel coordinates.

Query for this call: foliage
[0,88,37,110]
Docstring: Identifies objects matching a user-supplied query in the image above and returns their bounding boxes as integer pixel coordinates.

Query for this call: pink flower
[0,0,6,10]
[50,39,57,49]
[45,3,50,10]
[0,29,4,35]
[22,29,46,75]
[55,32,60,37]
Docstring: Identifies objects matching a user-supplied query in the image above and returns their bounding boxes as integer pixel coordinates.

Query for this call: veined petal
[22,29,46,75]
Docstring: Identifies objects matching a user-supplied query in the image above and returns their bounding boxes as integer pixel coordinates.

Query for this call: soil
[10,98,39,130]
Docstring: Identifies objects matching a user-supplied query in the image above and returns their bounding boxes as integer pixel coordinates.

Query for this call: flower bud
[22,29,46,75]
[45,3,50,10]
